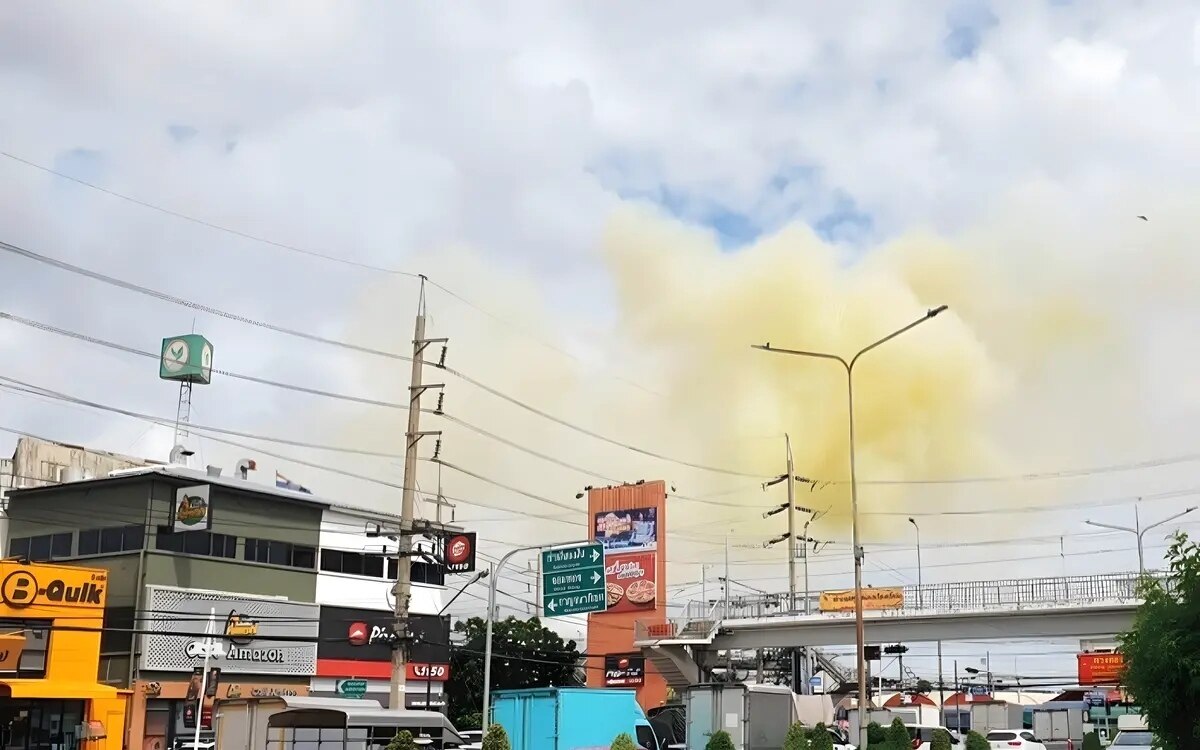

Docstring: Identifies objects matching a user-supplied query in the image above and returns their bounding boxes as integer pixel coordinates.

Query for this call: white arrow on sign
[591,548,600,562]
[591,571,601,585]
[547,600,557,612]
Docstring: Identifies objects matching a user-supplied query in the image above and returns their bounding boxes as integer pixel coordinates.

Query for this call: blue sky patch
[944,0,999,59]
[168,124,198,143]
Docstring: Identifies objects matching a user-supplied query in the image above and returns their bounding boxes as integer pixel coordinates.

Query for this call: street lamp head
[927,305,949,318]
[908,517,917,526]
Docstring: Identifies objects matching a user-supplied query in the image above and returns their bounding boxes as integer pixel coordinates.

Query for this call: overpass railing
[709,571,1160,620]
[639,571,1160,642]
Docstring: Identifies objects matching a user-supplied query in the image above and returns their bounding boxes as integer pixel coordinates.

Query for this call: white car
[985,730,1047,750]
[1109,730,1156,747]
[907,725,961,748]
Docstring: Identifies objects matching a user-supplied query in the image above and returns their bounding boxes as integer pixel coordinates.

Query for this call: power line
[0,311,764,509]
[0,148,663,401]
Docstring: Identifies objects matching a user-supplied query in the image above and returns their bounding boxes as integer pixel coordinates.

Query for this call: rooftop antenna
[158,333,214,466]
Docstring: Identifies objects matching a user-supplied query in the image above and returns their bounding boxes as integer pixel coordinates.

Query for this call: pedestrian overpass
[634,572,1153,689]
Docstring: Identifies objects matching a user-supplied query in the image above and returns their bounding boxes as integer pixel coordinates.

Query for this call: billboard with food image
[603,550,657,614]
[594,507,658,552]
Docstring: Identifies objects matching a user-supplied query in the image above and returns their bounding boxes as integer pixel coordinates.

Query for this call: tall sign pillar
[159,334,214,462]
[585,481,667,708]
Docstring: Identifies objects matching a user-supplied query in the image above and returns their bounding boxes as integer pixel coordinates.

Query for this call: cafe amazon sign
[0,562,108,611]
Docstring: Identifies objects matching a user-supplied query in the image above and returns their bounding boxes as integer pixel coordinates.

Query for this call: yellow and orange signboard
[819,587,904,612]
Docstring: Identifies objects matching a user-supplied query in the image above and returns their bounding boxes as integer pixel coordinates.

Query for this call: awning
[0,680,123,700]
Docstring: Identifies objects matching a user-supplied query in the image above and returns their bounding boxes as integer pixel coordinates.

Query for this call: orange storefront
[585,481,668,708]
[0,560,128,750]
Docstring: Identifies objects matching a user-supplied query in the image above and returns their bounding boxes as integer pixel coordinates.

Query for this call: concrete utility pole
[391,277,446,709]
[785,434,797,612]
[753,304,949,750]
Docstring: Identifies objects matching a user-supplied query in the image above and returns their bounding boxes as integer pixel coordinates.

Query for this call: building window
[155,530,236,559]
[0,619,50,678]
[245,538,316,569]
[78,525,144,555]
[323,549,443,584]
[9,533,74,561]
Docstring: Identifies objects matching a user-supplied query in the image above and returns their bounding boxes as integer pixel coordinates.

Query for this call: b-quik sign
[0,562,108,611]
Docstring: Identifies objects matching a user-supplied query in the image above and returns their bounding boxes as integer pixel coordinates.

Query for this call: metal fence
[638,571,1159,642]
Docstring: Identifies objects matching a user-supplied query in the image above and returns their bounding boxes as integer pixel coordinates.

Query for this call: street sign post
[541,542,606,617]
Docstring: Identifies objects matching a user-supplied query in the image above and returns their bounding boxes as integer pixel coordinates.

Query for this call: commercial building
[312,506,453,710]
[4,458,456,748]
[0,559,128,750]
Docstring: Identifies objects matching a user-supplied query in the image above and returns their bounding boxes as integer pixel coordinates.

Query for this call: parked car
[985,730,1047,749]
[1109,730,1156,746]
[907,725,960,748]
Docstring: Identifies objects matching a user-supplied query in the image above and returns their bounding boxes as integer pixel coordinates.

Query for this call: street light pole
[481,539,591,731]
[908,517,922,608]
[1084,504,1197,573]
[753,305,949,750]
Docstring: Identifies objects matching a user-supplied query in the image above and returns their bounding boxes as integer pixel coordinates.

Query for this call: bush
[885,719,910,750]
[483,724,512,750]
[705,730,735,750]
[866,722,887,746]
[964,731,990,750]
[456,713,482,731]
[783,722,811,750]
[611,734,637,750]
[1081,732,1103,750]
[930,728,952,750]
[807,724,833,750]
[386,731,418,750]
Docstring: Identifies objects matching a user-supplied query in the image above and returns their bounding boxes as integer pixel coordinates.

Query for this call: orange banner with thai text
[819,587,904,612]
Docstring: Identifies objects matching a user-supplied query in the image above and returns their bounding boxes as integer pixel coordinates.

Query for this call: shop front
[0,560,128,750]
[312,607,450,710]
[130,585,319,750]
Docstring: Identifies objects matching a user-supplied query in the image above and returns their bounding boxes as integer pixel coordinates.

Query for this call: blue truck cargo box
[492,687,658,750]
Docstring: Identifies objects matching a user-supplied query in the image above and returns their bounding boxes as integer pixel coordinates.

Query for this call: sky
[2,1,1200,684]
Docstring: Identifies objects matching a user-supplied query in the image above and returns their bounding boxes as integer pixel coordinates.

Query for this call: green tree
[386,731,418,750]
[1081,732,1103,750]
[705,731,735,750]
[1119,531,1200,749]
[447,616,583,728]
[930,728,952,750]
[866,722,887,747]
[482,724,512,750]
[456,713,482,731]
[914,678,934,694]
[783,722,811,750]
[807,724,833,750]
[885,718,910,750]
[964,731,989,750]
[611,733,637,750]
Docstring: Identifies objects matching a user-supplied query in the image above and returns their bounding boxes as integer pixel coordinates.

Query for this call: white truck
[683,684,844,750]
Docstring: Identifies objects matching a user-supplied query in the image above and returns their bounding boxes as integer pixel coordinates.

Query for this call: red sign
[445,532,477,573]
[1078,652,1124,685]
[602,551,657,615]
[406,662,450,682]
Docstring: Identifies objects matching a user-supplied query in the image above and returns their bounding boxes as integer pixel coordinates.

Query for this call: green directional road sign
[541,542,606,618]
[337,679,368,698]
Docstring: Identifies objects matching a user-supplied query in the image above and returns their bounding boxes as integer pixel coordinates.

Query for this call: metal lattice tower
[174,381,193,448]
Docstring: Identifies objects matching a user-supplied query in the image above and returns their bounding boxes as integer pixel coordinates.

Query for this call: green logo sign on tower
[159,334,214,385]
[541,542,606,617]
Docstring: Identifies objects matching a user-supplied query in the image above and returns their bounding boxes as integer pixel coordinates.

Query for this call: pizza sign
[603,551,656,614]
